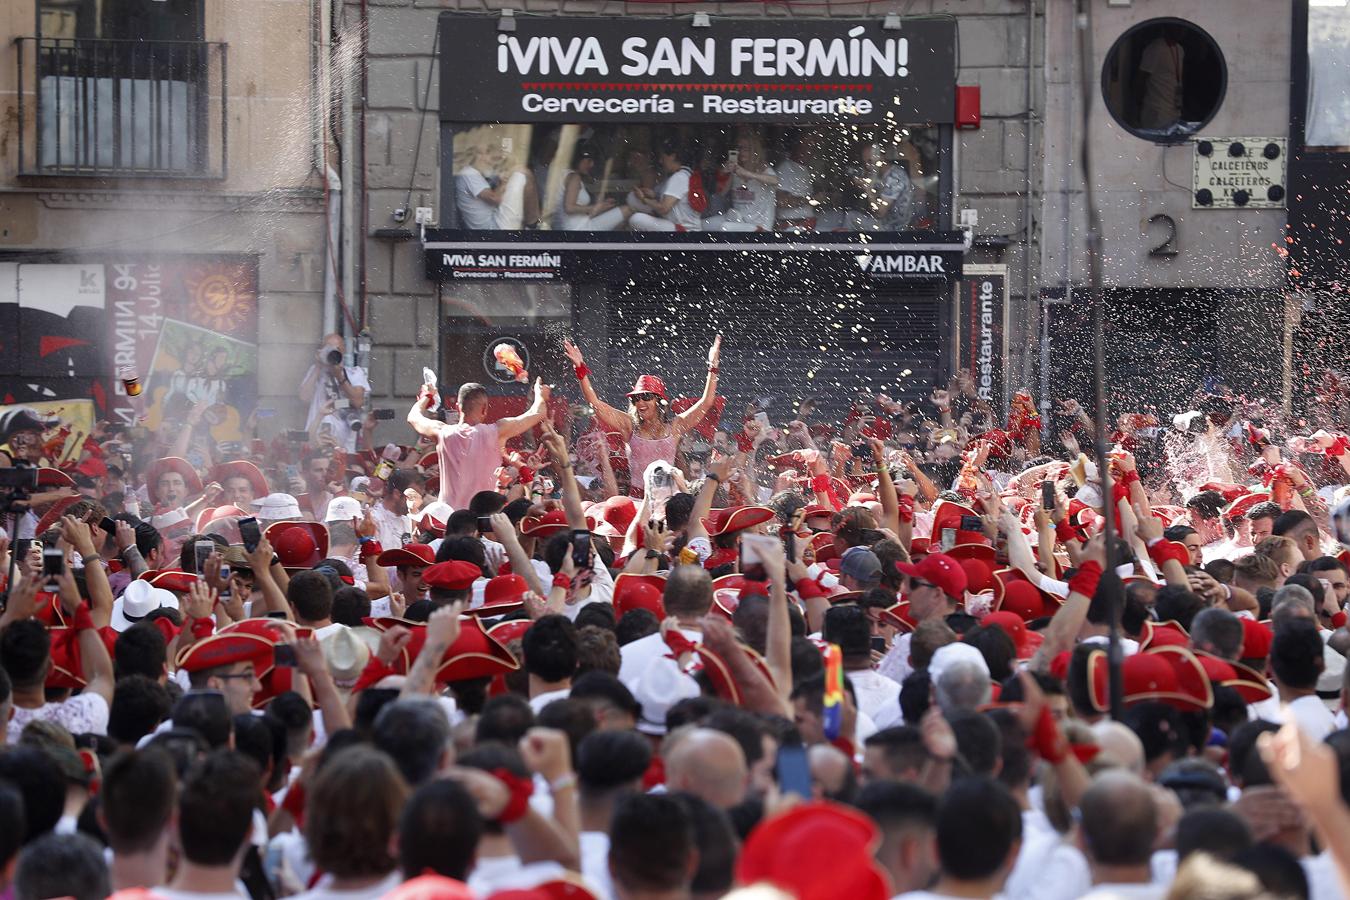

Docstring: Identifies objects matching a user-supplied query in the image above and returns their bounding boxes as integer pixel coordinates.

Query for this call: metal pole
[1074,0,1123,721]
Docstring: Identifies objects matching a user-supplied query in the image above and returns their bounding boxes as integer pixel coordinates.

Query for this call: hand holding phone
[239,517,262,553]
[1042,480,1056,511]
[274,644,298,667]
[775,744,813,800]
[42,547,65,592]
[571,529,593,570]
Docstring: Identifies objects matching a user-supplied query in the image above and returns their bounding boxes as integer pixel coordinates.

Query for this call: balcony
[15,37,227,179]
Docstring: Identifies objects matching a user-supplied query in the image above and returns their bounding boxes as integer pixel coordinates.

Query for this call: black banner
[424,230,966,285]
[959,264,1008,415]
[438,15,957,125]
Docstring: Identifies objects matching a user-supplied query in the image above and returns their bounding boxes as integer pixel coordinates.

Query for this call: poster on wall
[0,258,259,443]
[959,263,1008,417]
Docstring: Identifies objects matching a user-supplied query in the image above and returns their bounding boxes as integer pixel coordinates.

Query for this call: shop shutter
[604,284,946,421]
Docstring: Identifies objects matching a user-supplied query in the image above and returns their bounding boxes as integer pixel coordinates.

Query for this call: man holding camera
[299,334,369,451]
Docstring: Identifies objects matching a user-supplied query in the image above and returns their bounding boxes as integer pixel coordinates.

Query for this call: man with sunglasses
[880,552,969,688]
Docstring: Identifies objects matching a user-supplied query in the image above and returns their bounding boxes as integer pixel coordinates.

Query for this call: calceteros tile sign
[1192,137,1287,209]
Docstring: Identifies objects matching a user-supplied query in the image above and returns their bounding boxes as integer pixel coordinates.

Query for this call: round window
[1101,18,1227,143]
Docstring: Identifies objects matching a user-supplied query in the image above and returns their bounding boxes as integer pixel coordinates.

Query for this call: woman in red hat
[562,335,722,497]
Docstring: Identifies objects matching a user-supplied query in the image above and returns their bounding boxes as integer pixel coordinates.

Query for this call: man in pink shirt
[407,378,551,511]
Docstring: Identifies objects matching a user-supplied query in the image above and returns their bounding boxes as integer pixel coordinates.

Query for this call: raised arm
[562,340,630,435]
[406,387,447,440]
[540,422,586,531]
[490,512,544,597]
[869,439,901,536]
[673,336,722,438]
[497,379,552,442]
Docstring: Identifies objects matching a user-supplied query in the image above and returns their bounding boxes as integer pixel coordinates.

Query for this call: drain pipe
[324,165,342,336]
[1022,0,1038,399]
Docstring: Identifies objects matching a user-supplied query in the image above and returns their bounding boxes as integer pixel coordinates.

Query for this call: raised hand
[562,339,585,368]
[707,334,723,369]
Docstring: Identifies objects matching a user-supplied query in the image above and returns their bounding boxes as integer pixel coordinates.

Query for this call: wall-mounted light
[692,13,711,27]
[882,14,902,30]
[498,9,516,33]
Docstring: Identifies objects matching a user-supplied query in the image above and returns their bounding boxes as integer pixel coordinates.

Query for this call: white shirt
[369,504,414,554]
[723,165,777,227]
[8,693,109,742]
[1290,693,1337,741]
[530,687,571,714]
[657,168,703,230]
[776,157,814,219]
[847,668,903,730]
[1303,850,1341,900]
[304,365,371,433]
[580,831,616,900]
[1001,810,1091,900]
[619,627,700,690]
[468,856,568,898]
[1079,884,1165,900]
[290,871,400,900]
[456,165,499,230]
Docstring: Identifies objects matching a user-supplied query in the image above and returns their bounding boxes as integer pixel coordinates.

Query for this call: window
[449,122,941,234]
[1307,1,1350,150]
[28,0,219,176]
[1101,18,1227,143]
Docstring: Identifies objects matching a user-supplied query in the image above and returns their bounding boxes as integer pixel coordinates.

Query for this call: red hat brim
[375,543,436,568]
[147,457,204,498]
[211,460,269,499]
[701,505,775,537]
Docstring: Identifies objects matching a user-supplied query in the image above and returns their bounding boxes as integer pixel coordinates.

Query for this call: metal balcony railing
[15,37,227,179]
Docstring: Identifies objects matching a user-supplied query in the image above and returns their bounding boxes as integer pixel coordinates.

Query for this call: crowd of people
[453,123,936,233]
[2,336,1350,900]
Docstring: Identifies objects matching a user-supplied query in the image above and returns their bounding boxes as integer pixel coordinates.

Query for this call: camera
[0,468,39,491]
[325,348,343,366]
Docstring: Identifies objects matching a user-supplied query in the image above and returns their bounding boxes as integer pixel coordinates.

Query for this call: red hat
[74,456,108,479]
[700,506,775,537]
[376,543,436,568]
[147,457,203,497]
[175,631,274,674]
[992,569,1059,621]
[423,560,482,593]
[929,500,989,547]
[1194,651,1274,704]
[947,543,996,566]
[46,627,87,690]
[612,573,666,620]
[140,569,200,595]
[521,509,570,538]
[1088,645,1212,713]
[736,802,889,900]
[801,504,834,523]
[488,618,534,645]
[1239,618,1273,661]
[1139,619,1190,650]
[475,574,528,614]
[195,504,247,533]
[1224,491,1272,521]
[211,460,269,499]
[895,552,968,601]
[879,601,916,633]
[958,558,995,595]
[36,467,77,489]
[601,495,638,535]
[984,611,1043,659]
[417,450,439,471]
[1198,482,1250,504]
[266,521,330,571]
[625,375,669,400]
[34,495,81,536]
[429,617,521,682]
[223,617,307,643]
[809,531,838,564]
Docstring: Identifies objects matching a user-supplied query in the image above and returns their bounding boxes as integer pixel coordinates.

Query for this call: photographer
[299,334,369,450]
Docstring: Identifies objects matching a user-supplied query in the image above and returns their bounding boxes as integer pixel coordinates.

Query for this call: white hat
[110,580,179,632]
[253,492,302,521]
[324,496,363,523]
[929,641,990,684]
[632,655,699,736]
[350,476,371,495]
[418,501,453,531]
[320,625,370,687]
